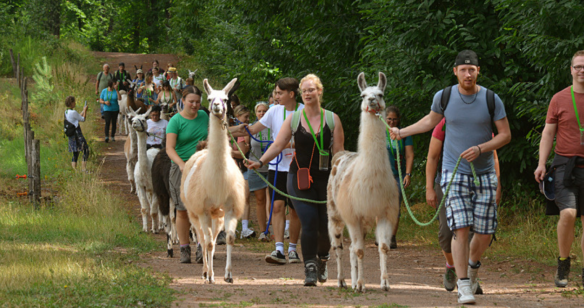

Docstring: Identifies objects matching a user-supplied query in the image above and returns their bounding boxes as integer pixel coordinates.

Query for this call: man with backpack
[389,50,511,304]
[95,64,113,118]
[535,50,584,288]
[113,62,132,92]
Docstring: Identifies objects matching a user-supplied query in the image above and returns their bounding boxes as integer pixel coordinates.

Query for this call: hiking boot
[284,229,290,239]
[216,230,226,245]
[304,261,318,286]
[390,235,397,249]
[180,245,191,264]
[265,250,286,265]
[457,279,476,304]
[241,228,256,239]
[105,137,109,143]
[288,250,301,264]
[555,257,571,287]
[444,266,456,292]
[468,261,481,294]
[195,244,203,264]
[318,256,329,283]
[258,232,270,242]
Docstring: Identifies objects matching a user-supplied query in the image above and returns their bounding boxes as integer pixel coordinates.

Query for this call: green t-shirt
[97,72,114,94]
[166,111,209,162]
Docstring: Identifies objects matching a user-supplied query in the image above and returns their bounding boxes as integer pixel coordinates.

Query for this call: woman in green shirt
[166,86,209,263]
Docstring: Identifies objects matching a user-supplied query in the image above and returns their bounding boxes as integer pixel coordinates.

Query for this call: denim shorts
[441,170,498,234]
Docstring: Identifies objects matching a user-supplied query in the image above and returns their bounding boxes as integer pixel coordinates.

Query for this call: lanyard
[283,103,299,121]
[386,128,402,157]
[303,108,327,155]
[258,128,271,142]
[571,86,584,132]
[106,90,113,102]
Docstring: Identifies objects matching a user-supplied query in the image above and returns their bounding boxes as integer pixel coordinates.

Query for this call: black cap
[454,50,479,67]
[119,62,125,67]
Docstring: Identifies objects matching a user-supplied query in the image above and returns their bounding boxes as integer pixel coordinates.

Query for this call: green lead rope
[379,115,479,226]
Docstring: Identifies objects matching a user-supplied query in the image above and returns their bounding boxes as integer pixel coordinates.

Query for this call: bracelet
[476,145,482,156]
[405,173,412,177]
[259,160,264,168]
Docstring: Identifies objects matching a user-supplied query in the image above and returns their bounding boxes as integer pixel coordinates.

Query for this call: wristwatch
[259,160,264,168]
[405,173,412,177]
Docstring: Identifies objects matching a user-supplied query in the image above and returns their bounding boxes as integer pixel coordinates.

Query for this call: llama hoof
[202,272,207,279]
[151,229,158,234]
[205,278,215,284]
[224,277,233,283]
[167,249,173,258]
[380,280,390,291]
[338,280,347,288]
[353,283,365,293]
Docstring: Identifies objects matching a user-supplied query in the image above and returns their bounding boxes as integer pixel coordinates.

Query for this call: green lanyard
[303,108,328,156]
[258,128,271,142]
[283,103,299,121]
[106,90,113,102]
[117,71,125,90]
[571,86,584,133]
[386,128,402,158]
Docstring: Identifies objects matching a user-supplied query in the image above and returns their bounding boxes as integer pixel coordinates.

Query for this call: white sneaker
[240,228,256,239]
[468,262,481,294]
[288,250,301,263]
[284,229,290,239]
[258,232,270,242]
[457,279,476,304]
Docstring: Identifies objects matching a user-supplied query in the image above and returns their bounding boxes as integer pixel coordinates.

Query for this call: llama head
[128,106,151,133]
[203,78,238,118]
[188,69,197,79]
[357,72,387,114]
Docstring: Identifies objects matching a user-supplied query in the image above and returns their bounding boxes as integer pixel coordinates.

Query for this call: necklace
[458,86,479,104]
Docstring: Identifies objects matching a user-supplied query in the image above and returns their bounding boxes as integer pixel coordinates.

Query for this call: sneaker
[318,257,329,283]
[258,232,270,242]
[111,137,116,142]
[457,279,476,304]
[265,250,287,265]
[288,250,301,264]
[304,261,318,286]
[216,230,226,245]
[284,229,290,239]
[180,246,191,263]
[390,235,397,249]
[444,266,456,292]
[105,137,109,143]
[195,244,203,264]
[468,261,481,294]
[555,257,571,287]
[241,228,256,239]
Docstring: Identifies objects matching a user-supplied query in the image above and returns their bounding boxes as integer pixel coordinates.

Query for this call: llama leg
[170,199,179,244]
[328,207,347,288]
[347,224,365,292]
[188,211,207,279]
[223,210,238,283]
[376,218,393,291]
[199,215,215,284]
[136,186,149,232]
[127,161,135,194]
[163,215,173,257]
[149,192,159,233]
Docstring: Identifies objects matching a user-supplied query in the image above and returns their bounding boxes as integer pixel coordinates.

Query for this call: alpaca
[151,141,179,257]
[124,125,138,194]
[188,69,197,79]
[327,72,399,292]
[129,107,161,233]
[180,78,245,284]
[117,79,136,135]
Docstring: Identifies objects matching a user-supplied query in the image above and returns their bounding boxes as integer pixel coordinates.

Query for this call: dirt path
[94,52,583,308]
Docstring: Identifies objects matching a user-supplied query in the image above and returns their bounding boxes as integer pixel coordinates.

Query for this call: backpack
[63,111,76,137]
[291,108,335,149]
[440,85,497,131]
[97,72,113,84]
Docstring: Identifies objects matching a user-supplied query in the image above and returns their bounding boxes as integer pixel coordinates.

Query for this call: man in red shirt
[535,50,584,288]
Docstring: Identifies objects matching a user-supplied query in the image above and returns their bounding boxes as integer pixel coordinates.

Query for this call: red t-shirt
[546,86,584,158]
[432,118,446,142]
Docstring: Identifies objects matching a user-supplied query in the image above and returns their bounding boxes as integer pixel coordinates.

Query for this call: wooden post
[9,49,16,78]
[21,78,29,165]
[31,139,41,208]
[27,130,34,204]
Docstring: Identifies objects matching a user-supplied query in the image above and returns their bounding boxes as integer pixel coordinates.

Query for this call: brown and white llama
[129,107,160,233]
[117,79,135,135]
[180,78,245,284]
[327,72,399,292]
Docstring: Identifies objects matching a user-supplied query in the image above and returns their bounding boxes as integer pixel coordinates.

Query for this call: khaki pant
[169,163,186,211]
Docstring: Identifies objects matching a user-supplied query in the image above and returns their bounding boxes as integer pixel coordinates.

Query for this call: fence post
[31,139,41,208]
[9,49,16,78]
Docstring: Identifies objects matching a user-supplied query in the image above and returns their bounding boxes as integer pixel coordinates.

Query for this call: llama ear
[377,72,387,93]
[222,78,238,95]
[203,79,213,95]
[357,72,367,92]
[227,79,240,98]
[144,106,152,118]
[128,106,136,115]
[134,65,138,71]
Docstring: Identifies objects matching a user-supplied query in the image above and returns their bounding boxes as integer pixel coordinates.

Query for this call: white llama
[180,78,245,284]
[129,107,161,233]
[117,80,135,135]
[327,72,399,292]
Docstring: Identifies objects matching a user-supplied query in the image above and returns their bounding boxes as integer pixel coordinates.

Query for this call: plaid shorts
[441,170,498,234]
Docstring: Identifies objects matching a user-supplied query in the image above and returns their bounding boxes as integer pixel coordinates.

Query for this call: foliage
[31,56,58,105]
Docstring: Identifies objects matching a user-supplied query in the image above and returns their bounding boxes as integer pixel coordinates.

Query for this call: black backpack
[64,111,76,137]
[440,85,496,130]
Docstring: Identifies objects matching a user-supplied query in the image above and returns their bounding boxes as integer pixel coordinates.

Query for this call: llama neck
[207,115,231,165]
[130,129,137,155]
[357,112,392,168]
[136,130,149,166]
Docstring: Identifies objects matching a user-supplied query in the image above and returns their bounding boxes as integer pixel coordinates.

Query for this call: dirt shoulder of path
[94,51,584,308]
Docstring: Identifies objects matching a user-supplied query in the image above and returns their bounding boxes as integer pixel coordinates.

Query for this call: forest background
[2,0,584,244]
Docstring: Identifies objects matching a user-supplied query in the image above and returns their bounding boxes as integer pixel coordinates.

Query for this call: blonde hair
[300,74,324,99]
[254,102,269,115]
[234,105,250,118]
[572,50,584,65]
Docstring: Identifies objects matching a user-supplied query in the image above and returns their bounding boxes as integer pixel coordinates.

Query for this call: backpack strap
[325,110,335,149]
[486,89,495,121]
[98,72,103,83]
[440,86,453,114]
[291,107,302,135]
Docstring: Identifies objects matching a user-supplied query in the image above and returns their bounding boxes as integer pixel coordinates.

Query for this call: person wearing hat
[389,49,511,304]
[133,69,146,98]
[168,67,185,101]
[113,62,132,92]
[535,50,584,289]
